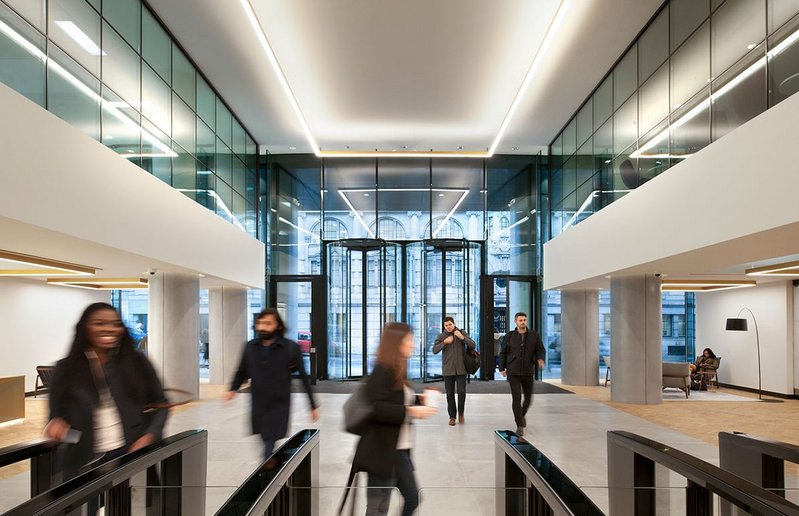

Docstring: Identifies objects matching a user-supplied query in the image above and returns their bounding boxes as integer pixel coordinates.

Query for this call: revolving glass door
[406,239,481,381]
[327,239,401,379]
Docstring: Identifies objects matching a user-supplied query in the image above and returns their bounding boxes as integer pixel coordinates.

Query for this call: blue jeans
[366,450,419,516]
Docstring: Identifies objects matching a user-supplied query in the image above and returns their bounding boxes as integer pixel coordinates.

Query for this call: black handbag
[342,382,372,435]
[464,347,480,375]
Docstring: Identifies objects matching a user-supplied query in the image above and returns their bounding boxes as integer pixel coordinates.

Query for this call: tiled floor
[2,383,798,515]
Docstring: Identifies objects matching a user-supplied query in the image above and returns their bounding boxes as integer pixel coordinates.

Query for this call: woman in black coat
[44,303,168,480]
[352,322,436,516]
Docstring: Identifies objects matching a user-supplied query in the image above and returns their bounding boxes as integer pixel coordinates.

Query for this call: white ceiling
[146,0,664,155]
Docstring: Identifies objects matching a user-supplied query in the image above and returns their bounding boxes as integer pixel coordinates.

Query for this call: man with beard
[226,308,318,461]
[498,312,544,437]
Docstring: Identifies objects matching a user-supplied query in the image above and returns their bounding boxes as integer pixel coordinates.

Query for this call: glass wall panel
[232,156,246,196]
[197,75,215,127]
[639,63,669,136]
[561,156,576,197]
[550,169,562,213]
[245,201,256,236]
[639,5,669,84]
[711,0,765,77]
[550,133,563,171]
[670,22,709,109]
[274,155,322,275]
[49,0,100,77]
[142,63,170,135]
[232,118,246,157]
[101,86,139,161]
[246,169,257,206]
[102,21,139,109]
[172,92,195,155]
[670,87,710,163]
[4,0,45,32]
[768,15,799,106]
[613,46,637,110]
[47,44,100,141]
[576,138,593,190]
[377,158,428,239]
[638,119,669,182]
[142,6,170,83]
[196,168,215,212]
[246,134,257,171]
[216,137,232,186]
[486,156,535,274]
[196,117,214,172]
[613,92,637,155]
[575,99,592,147]
[103,0,140,51]
[593,117,613,161]
[323,159,375,240]
[768,0,799,33]
[141,118,170,183]
[0,5,45,106]
[670,0,709,52]
[172,45,195,109]
[611,144,638,193]
[214,175,232,221]
[216,97,232,146]
[562,118,576,157]
[431,159,483,240]
[593,75,613,130]
[172,144,196,199]
[232,193,246,234]
[711,57,766,140]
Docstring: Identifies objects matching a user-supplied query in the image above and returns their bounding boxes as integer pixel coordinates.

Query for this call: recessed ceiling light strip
[0,249,96,276]
[745,260,799,276]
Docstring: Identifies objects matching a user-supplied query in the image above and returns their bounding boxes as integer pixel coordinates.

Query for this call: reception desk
[0,375,25,423]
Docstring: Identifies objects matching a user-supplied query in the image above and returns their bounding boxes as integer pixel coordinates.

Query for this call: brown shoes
[448,417,456,426]
[458,415,465,424]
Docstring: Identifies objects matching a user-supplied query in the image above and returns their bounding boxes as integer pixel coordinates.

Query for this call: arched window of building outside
[310,218,349,241]
[369,217,407,240]
[424,216,465,239]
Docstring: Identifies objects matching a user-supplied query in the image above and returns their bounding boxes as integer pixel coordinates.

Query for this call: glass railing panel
[416,487,529,515]
[0,467,32,513]
[283,487,402,516]
[129,486,238,516]
[581,487,687,515]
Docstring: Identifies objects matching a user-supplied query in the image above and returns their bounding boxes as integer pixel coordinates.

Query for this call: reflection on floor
[1,382,798,514]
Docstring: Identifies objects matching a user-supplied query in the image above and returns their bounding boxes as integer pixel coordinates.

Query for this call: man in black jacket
[498,312,545,436]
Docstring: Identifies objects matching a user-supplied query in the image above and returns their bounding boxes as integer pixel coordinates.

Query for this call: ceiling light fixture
[0,249,96,276]
[745,260,799,276]
[47,278,149,290]
[660,279,756,292]
[239,0,570,158]
[54,21,105,56]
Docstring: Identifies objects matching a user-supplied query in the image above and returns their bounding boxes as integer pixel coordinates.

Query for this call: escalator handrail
[0,438,56,468]
[4,429,207,516]
[608,430,799,516]
[215,429,320,516]
[495,430,603,516]
[719,431,799,464]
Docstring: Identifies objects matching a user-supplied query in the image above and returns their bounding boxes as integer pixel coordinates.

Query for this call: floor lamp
[725,308,782,402]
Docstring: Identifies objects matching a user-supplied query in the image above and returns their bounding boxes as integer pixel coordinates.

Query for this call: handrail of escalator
[719,431,799,503]
[215,428,320,516]
[608,430,799,516]
[0,438,56,469]
[494,430,604,516]
[3,429,207,516]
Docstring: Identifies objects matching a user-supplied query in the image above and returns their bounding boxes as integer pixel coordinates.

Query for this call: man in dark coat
[226,308,318,460]
[498,312,545,437]
[432,316,476,425]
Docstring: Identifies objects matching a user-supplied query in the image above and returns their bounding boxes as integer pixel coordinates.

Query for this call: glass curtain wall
[548,0,799,238]
[0,0,259,236]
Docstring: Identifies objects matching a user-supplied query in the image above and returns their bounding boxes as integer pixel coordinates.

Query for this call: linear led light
[496,216,529,237]
[239,0,570,158]
[175,189,247,232]
[632,26,799,160]
[560,189,631,231]
[745,260,799,276]
[0,19,176,159]
[660,279,756,292]
[0,249,96,276]
[337,190,375,238]
[54,21,105,56]
[431,190,469,238]
[47,277,148,290]
[278,216,320,242]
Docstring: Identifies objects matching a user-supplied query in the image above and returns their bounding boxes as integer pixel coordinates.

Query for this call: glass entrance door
[407,239,481,382]
[327,239,401,380]
[483,276,537,379]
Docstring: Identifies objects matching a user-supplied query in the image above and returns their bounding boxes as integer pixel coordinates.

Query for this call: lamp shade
[725,318,748,331]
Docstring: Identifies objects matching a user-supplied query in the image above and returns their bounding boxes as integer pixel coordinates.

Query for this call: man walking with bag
[499,312,545,436]
[432,316,476,426]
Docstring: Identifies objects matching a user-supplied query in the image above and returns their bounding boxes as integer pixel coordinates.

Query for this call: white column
[208,287,248,386]
[561,289,600,386]
[610,275,662,404]
[148,272,200,400]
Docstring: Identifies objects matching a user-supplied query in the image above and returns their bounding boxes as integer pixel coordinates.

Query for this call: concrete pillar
[561,289,600,385]
[610,275,662,404]
[148,272,200,400]
[208,287,248,386]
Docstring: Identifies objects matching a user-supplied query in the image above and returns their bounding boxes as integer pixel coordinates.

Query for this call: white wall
[696,282,794,395]
[0,278,109,392]
[794,283,799,393]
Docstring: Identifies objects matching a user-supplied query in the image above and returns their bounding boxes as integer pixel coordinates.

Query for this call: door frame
[268,275,327,381]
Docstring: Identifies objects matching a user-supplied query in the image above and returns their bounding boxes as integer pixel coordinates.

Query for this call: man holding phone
[432,316,476,426]
[499,312,545,437]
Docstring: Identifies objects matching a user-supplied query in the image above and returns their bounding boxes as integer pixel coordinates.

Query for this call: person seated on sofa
[690,347,719,389]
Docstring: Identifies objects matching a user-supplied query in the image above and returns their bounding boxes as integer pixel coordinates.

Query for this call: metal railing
[607,430,799,515]
[215,428,319,516]
[0,438,59,498]
[494,430,603,516]
[3,430,207,516]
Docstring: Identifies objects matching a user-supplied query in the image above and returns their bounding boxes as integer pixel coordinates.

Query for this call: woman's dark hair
[255,308,286,337]
[67,302,136,358]
[376,322,412,389]
[703,347,716,358]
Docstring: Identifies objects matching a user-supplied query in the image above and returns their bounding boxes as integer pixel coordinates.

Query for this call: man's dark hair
[514,312,527,320]
[255,308,286,337]
[443,316,455,324]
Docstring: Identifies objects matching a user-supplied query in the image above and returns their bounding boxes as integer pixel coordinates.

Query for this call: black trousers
[507,375,534,428]
[443,374,466,418]
[366,449,419,516]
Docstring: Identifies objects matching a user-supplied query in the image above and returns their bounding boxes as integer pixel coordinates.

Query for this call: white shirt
[396,385,414,450]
